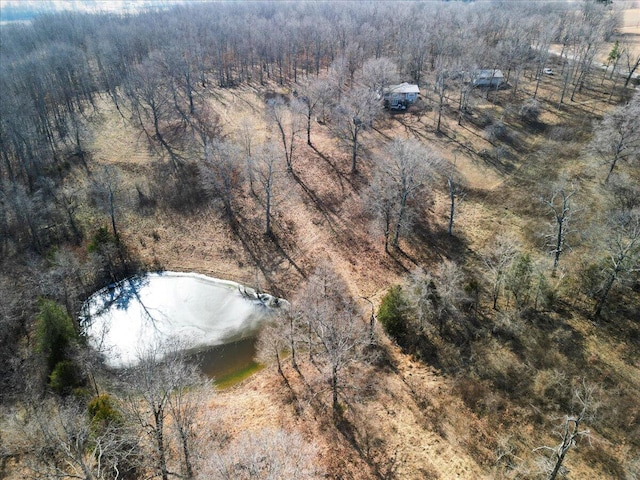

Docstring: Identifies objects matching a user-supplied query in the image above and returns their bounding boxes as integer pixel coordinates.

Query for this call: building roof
[474,69,504,79]
[385,82,420,94]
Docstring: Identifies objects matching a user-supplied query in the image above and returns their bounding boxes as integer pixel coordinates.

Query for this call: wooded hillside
[1,1,639,479]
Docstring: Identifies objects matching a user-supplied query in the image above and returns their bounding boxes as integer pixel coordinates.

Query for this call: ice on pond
[81,271,287,368]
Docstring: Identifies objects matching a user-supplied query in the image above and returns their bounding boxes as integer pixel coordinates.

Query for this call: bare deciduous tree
[364,169,397,254]
[372,138,440,249]
[91,165,124,245]
[497,24,532,99]
[483,235,519,310]
[200,140,244,221]
[328,56,349,102]
[237,116,257,194]
[407,267,439,333]
[433,69,450,134]
[256,309,292,383]
[6,398,140,480]
[248,142,288,236]
[620,41,640,88]
[330,86,381,174]
[530,16,556,100]
[123,347,172,480]
[534,381,598,480]
[90,166,132,279]
[202,428,322,479]
[126,53,182,171]
[360,56,399,95]
[590,93,640,183]
[295,263,368,419]
[166,365,211,479]
[298,77,335,146]
[556,1,614,104]
[542,180,577,275]
[123,341,208,480]
[1,181,47,253]
[591,207,640,319]
[446,159,466,237]
[407,261,468,335]
[266,96,304,173]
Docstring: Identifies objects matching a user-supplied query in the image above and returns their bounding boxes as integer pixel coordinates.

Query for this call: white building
[472,69,505,88]
[383,82,420,109]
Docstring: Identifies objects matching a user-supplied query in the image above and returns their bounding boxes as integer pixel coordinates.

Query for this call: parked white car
[543,68,554,75]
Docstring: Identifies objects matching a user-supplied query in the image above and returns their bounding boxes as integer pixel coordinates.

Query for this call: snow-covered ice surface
[81,272,286,368]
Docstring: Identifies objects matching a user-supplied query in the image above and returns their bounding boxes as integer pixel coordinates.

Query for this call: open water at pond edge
[196,337,263,387]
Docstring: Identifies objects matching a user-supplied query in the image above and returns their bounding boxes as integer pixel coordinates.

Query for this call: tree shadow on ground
[334,411,403,480]
[596,293,640,364]
[229,214,304,297]
[290,169,369,253]
[408,220,473,266]
[396,111,520,178]
[291,171,340,229]
[551,323,587,366]
[308,144,351,192]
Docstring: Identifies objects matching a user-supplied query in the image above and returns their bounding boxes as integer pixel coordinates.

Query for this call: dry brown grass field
[619,5,640,55]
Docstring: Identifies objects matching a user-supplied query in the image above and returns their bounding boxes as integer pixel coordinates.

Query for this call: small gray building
[472,69,505,88]
[383,82,420,109]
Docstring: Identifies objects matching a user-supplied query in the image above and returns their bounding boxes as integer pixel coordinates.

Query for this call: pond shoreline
[80,271,288,371]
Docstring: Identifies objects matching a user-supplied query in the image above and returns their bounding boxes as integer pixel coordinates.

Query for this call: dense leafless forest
[1,0,639,479]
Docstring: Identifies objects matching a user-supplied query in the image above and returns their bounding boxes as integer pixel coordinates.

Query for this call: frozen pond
[81,272,287,369]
